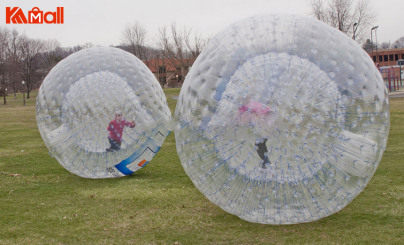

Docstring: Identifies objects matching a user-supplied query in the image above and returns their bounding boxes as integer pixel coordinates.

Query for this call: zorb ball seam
[36,47,171,178]
[174,14,389,224]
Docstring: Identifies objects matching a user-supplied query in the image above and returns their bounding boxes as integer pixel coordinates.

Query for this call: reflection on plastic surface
[174,14,390,224]
[36,47,171,178]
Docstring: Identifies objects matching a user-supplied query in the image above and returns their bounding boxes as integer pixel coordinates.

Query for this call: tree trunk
[26,82,30,99]
[3,90,6,105]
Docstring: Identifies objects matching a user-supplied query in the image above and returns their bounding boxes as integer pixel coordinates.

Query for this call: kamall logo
[6,7,64,24]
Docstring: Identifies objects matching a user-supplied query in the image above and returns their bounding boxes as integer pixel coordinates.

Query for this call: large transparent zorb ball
[36,47,171,178]
[174,14,389,224]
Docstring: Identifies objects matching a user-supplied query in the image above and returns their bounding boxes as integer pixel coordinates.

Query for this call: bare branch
[310,0,375,42]
[311,0,326,21]
[122,21,149,60]
[392,37,404,49]
[19,36,45,98]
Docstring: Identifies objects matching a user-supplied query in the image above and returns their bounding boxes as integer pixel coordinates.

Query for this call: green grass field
[0,90,403,244]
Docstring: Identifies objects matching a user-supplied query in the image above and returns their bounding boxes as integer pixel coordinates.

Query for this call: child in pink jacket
[106,113,135,152]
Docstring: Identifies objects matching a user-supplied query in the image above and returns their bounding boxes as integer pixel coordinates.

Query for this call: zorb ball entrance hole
[174,14,390,224]
[36,47,171,178]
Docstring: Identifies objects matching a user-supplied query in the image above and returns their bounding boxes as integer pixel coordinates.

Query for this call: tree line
[121,21,209,87]
[310,0,404,52]
[0,21,209,105]
[0,26,97,105]
[119,1,404,88]
[1,0,404,105]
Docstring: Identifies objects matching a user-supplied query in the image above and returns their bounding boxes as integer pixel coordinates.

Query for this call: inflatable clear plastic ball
[36,47,171,178]
[174,14,390,224]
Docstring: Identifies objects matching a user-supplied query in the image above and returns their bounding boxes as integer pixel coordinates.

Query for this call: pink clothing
[238,101,272,128]
[107,119,135,143]
[238,101,271,115]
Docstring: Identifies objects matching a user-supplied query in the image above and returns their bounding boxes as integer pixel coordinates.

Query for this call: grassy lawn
[0,89,403,244]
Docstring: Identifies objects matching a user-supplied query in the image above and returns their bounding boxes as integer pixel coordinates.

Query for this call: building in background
[145,58,194,88]
[369,48,404,67]
[368,48,404,92]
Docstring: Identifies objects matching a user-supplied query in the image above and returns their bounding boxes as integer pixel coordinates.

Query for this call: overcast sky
[1,0,403,48]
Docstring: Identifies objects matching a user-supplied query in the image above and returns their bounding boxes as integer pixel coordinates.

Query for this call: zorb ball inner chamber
[174,14,390,224]
[36,47,171,178]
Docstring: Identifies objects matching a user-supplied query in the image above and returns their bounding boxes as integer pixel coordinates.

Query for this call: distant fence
[380,66,403,92]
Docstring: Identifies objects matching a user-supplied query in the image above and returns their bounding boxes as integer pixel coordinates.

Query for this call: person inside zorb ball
[36,47,171,178]
[106,112,136,152]
[174,14,390,224]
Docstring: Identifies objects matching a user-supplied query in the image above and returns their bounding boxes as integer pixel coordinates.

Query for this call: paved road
[389,90,404,98]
